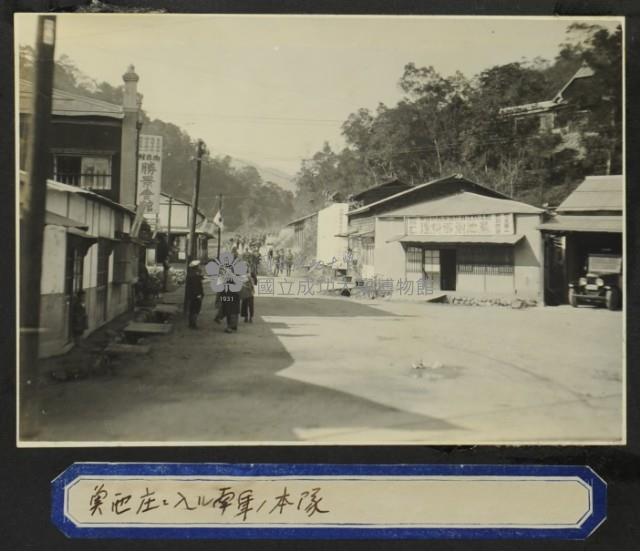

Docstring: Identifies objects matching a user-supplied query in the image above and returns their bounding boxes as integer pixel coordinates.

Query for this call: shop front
[372,194,544,301]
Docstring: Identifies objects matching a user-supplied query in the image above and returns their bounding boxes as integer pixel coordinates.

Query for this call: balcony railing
[54,172,112,191]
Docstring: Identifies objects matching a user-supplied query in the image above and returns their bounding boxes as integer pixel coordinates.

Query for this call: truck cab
[568,253,622,310]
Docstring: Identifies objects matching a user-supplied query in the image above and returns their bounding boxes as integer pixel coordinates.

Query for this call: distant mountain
[230,158,297,193]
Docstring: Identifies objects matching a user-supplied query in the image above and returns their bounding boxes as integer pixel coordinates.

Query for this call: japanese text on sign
[137,134,163,216]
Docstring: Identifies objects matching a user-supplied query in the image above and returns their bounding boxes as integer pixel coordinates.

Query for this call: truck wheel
[568,289,578,308]
[606,289,620,310]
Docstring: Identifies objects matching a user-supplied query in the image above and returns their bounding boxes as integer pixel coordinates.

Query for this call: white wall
[45,189,67,217]
[98,204,112,237]
[316,203,349,265]
[68,194,86,224]
[40,225,67,294]
[373,217,406,281]
[159,201,190,230]
[84,243,96,288]
[514,213,543,300]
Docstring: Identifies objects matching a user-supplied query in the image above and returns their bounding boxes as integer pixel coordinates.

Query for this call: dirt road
[32,289,623,444]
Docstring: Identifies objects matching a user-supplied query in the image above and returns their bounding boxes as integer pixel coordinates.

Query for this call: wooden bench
[123,322,173,343]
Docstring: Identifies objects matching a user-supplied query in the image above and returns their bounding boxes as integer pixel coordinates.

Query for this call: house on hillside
[538,174,623,305]
[19,65,144,357]
[346,174,545,301]
[499,64,599,140]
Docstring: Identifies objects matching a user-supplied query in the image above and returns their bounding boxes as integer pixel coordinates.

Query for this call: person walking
[185,260,204,329]
[240,272,258,323]
[267,248,274,275]
[285,249,294,277]
[274,249,283,277]
[217,276,240,333]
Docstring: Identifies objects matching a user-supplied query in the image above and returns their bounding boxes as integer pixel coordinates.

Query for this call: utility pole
[433,137,443,176]
[134,102,143,203]
[216,193,223,259]
[188,140,205,261]
[163,195,173,292]
[184,140,205,313]
[20,15,56,438]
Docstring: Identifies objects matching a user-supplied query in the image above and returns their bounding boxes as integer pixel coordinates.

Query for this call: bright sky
[16,14,621,175]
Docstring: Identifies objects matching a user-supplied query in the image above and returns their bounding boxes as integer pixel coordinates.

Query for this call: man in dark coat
[185,260,204,329]
[220,277,240,333]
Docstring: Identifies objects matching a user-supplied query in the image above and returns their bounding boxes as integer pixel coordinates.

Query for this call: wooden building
[538,175,623,305]
[19,66,144,357]
[347,174,545,300]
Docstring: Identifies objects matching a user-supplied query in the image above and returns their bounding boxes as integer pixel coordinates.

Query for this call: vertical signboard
[137,134,163,221]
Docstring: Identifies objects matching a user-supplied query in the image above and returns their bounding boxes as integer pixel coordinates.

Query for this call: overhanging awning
[196,221,217,236]
[67,227,97,240]
[388,234,524,245]
[334,229,359,238]
[351,230,375,239]
[45,211,88,230]
[538,215,622,234]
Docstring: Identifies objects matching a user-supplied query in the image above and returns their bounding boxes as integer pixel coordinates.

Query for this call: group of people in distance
[266,248,294,277]
[184,259,258,333]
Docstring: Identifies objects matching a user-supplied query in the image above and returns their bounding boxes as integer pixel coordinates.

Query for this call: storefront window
[405,246,422,273]
[424,249,440,273]
[458,246,514,274]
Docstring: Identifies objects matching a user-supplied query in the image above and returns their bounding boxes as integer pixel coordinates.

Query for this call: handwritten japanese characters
[86,481,329,523]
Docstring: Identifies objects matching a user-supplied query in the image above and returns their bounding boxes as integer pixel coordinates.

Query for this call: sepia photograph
[16,13,624,446]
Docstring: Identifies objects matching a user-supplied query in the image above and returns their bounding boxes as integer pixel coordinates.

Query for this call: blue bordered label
[52,463,606,540]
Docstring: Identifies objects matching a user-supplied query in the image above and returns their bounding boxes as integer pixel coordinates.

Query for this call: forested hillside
[293,23,622,215]
[19,47,295,233]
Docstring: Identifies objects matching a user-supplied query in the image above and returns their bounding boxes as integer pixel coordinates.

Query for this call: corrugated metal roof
[557,175,623,212]
[389,234,524,245]
[377,191,543,218]
[20,171,135,215]
[538,215,622,233]
[20,79,124,119]
[286,211,318,227]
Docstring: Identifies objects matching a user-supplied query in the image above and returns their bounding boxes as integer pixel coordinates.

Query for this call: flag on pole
[213,210,224,230]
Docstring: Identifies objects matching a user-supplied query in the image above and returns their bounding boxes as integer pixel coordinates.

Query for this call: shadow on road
[30,294,459,443]
[256,296,396,317]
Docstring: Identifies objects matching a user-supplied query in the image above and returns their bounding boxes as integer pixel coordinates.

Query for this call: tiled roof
[19,79,123,119]
[347,174,512,216]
